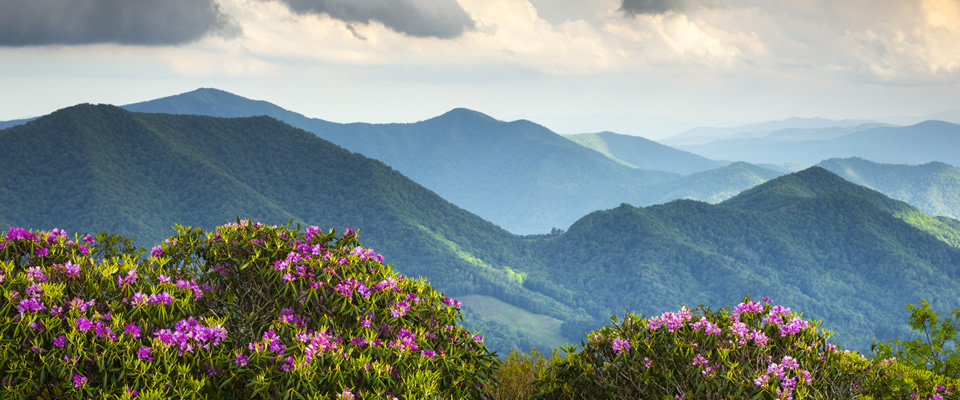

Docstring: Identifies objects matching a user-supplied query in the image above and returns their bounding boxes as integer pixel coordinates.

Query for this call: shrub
[489,347,552,400]
[0,221,498,399]
[533,297,958,399]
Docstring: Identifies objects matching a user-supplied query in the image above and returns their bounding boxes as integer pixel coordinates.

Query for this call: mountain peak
[431,108,498,123]
[721,166,880,212]
[123,88,312,122]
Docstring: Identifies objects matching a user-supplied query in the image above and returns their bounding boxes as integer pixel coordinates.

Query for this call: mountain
[875,110,960,126]
[677,121,960,167]
[635,162,786,205]
[0,104,580,353]
[123,89,685,234]
[0,117,34,130]
[819,157,960,221]
[519,167,960,350]
[663,117,877,146]
[564,131,728,175]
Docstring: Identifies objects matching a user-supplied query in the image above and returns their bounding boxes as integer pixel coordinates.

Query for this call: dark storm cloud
[619,0,719,16]
[270,0,475,39]
[0,0,234,46]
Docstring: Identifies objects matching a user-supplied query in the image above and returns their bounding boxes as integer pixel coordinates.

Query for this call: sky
[1,0,959,139]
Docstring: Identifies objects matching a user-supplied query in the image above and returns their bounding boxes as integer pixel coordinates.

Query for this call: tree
[873,300,960,380]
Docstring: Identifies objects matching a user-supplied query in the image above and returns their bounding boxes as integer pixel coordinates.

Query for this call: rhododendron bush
[532,298,959,400]
[0,221,498,399]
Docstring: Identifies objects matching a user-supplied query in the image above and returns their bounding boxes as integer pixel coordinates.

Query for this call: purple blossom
[300,330,335,363]
[646,307,692,332]
[73,374,86,388]
[117,268,138,288]
[125,323,141,338]
[394,328,419,352]
[175,279,204,299]
[137,346,153,361]
[63,261,80,277]
[95,321,117,341]
[131,292,148,306]
[279,308,308,328]
[158,274,171,284]
[391,301,410,318]
[5,227,36,241]
[147,292,174,305]
[17,298,45,315]
[356,284,371,299]
[235,353,249,367]
[612,338,631,355]
[150,245,163,258]
[691,317,721,335]
[421,349,436,359]
[24,283,43,298]
[26,266,47,282]
[69,297,95,313]
[34,246,48,257]
[373,277,399,292]
[82,234,95,244]
[47,228,65,244]
[692,354,709,367]
[443,297,462,308]
[779,317,810,337]
[53,335,67,348]
[751,329,770,347]
[734,300,763,316]
[152,316,227,356]
[269,339,286,355]
[28,320,45,332]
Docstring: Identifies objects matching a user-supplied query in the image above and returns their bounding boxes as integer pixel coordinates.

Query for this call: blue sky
[1,0,958,138]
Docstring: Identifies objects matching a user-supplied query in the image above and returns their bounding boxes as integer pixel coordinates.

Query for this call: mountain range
[4,104,960,353]
[662,117,877,146]
[5,92,960,354]
[677,121,960,167]
[122,88,785,234]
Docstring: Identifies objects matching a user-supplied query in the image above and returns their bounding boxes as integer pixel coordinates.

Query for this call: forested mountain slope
[819,157,960,221]
[0,104,574,352]
[522,168,960,349]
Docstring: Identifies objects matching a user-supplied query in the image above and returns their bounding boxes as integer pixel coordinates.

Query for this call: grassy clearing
[460,294,569,351]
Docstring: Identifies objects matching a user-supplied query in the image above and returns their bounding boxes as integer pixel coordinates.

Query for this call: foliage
[873,300,960,380]
[488,348,553,400]
[0,221,498,399]
[533,298,958,399]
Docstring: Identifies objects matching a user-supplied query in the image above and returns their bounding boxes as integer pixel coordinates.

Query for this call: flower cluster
[153,316,228,356]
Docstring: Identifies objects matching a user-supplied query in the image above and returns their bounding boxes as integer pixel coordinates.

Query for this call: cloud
[619,0,720,16]
[266,0,475,39]
[0,0,235,47]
